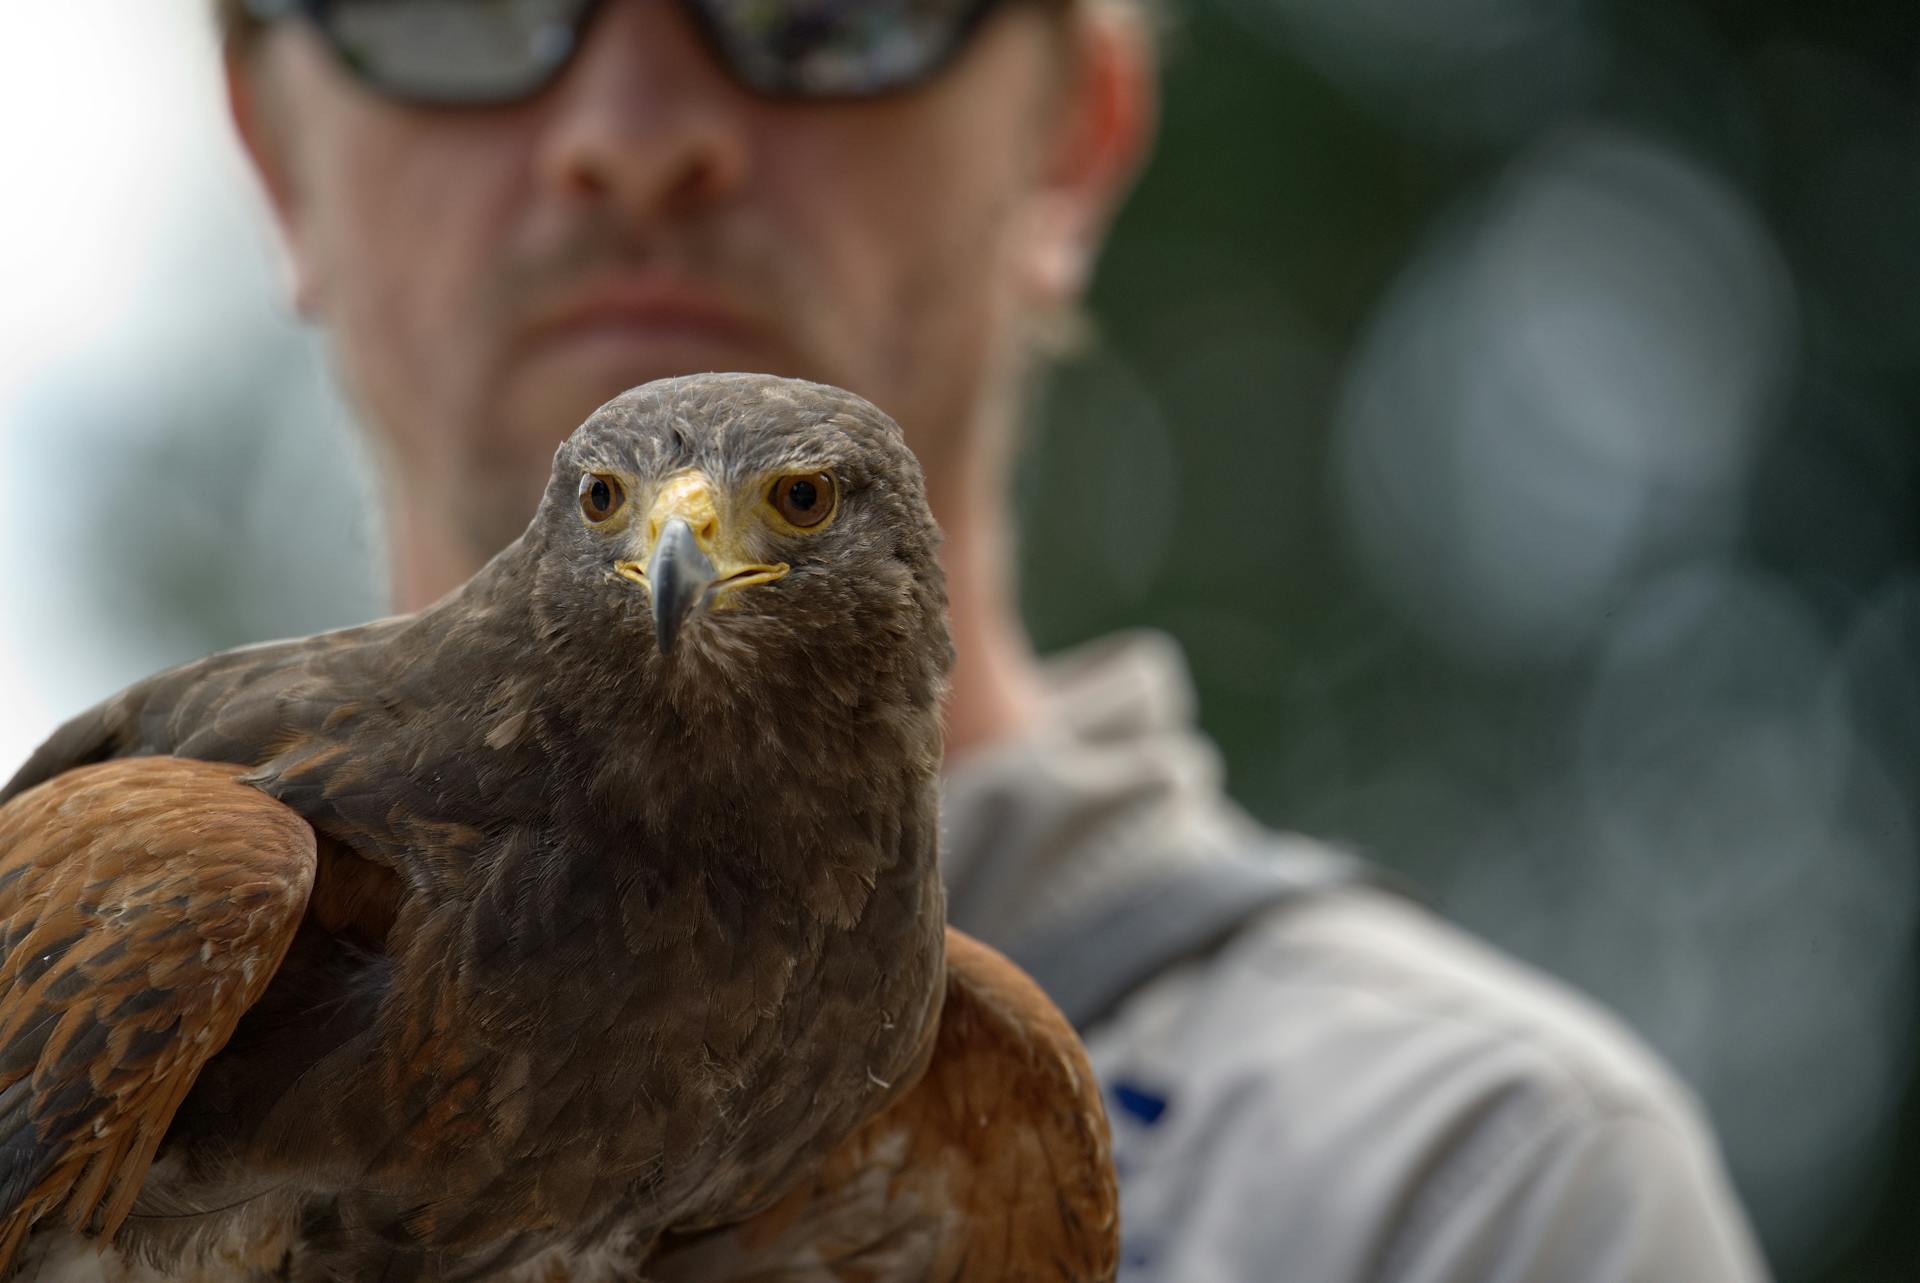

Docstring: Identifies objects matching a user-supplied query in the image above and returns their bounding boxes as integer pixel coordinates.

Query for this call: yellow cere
[615,469,793,602]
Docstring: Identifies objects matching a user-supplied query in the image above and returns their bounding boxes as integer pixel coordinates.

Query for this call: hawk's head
[515,373,951,727]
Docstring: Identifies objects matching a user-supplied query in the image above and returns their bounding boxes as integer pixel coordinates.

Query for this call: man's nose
[535,0,752,216]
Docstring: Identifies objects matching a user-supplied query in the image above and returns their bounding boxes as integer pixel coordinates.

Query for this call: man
[217,0,1769,1277]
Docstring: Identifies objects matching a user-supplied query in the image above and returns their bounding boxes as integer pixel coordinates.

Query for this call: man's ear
[226,44,321,315]
[1023,6,1158,307]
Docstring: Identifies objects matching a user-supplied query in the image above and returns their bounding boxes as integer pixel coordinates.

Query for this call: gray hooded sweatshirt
[942,632,1769,1283]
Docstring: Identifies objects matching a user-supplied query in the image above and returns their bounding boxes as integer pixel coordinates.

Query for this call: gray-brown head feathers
[489,373,952,801]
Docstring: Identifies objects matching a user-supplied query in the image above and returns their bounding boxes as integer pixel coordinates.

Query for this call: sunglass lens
[321,0,596,104]
[693,0,987,97]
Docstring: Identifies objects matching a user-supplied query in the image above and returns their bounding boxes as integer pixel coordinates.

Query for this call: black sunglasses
[244,0,1033,105]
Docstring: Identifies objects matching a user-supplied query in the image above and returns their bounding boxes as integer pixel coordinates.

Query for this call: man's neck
[387,493,487,615]
[930,480,1046,763]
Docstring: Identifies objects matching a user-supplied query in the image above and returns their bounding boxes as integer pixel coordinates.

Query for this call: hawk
[0,374,1117,1281]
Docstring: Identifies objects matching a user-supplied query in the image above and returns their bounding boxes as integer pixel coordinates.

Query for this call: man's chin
[519,331,816,413]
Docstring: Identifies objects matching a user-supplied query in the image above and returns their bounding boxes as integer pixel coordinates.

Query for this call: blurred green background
[1,1,1915,1278]
[1027,1,1918,1276]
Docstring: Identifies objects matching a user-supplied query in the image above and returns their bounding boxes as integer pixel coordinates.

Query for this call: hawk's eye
[578,472,625,523]
[770,472,836,529]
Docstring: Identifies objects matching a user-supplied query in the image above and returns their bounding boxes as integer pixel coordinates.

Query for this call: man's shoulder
[1092,872,1692,1126]
[1085,868,1768,1280]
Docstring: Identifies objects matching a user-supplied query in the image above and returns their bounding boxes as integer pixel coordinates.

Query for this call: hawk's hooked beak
[645,518,715,657]
[615,472,788,656]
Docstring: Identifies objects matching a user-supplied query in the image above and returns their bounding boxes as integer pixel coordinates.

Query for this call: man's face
[241,0,1098,559]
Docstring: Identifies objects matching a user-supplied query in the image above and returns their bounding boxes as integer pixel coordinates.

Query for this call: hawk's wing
[647,927,1120,1282]
[0,632,343,804]
[1,619,521,905]
[0,757,316,1270]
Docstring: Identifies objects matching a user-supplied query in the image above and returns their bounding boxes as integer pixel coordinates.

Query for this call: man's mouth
[520,275,773,361]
